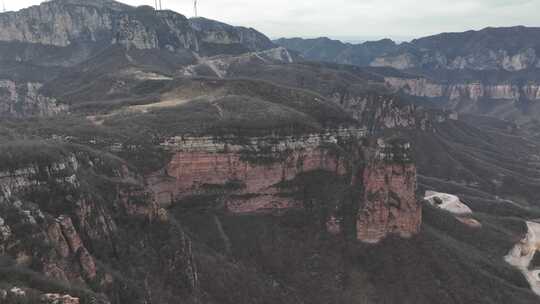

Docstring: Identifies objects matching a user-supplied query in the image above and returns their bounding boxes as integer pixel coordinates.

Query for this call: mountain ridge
[0,0,275,56]
[276,26,540,71]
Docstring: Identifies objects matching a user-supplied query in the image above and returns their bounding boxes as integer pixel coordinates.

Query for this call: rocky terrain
[1,1,540,303]
[276,27,540,126]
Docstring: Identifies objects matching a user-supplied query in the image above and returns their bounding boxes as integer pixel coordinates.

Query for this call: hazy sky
[4,0,540,41]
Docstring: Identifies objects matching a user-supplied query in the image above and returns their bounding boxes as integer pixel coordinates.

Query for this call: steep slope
[2,1,540,303]
[0,0,278,118]
[0,0,274,55]
[190,17,275,56]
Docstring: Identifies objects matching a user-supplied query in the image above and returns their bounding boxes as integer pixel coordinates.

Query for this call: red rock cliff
[151,131,421,243]
[356,140,421,243]
[149,132,352,213]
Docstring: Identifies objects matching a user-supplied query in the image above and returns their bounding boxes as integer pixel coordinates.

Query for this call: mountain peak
[46,0,133,10]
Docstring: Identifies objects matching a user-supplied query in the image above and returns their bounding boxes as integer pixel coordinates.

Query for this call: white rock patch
[424,191,473,215]
[505,221,540,296]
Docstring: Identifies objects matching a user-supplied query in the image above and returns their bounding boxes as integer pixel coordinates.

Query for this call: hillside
[1,1,540,304]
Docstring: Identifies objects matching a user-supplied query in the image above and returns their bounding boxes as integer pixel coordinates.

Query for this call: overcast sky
[4,0,540,41]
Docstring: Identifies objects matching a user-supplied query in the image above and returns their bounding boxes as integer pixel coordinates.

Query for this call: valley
[0,1,540,303]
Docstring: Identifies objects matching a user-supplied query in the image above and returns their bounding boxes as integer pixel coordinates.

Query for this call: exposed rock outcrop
[0,0,273,54]
[424,191,472,215]
[505,221,540,296]
[149,130,365,212]
[42,293,80,304]
[190,17,275,55]
[0,79,67,117]
[0,149,200,303]
[372,47,540,71]
[151,131,422,243]
[356,139,421,243]
[385,76,540,103]
[424,191,481,229]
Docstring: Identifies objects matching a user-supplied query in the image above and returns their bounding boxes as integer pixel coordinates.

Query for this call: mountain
[276,26,540,71]
[0,0,277,118]
[274,37,397,66]
[373,26,540,71]
[0,0,274,56]
[277,27,540,129]
[2,1,540,304]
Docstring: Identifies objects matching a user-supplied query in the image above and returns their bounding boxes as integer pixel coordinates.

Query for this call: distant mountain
[274,37,397,66]
[374,26,540,71]
[276,26,540,71]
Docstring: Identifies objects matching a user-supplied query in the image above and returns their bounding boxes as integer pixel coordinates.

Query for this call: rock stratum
[0,0,273,54]
[149,130,421,243]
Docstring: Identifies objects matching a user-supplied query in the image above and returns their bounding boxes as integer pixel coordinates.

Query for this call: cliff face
[385,76,540,103]
[189,17,275,56]
[149,130,421,243]
[357,140,420,243]
[0,79,67,117]
[0,154,108,296]
[0,1,198,51]
[149,130,362,212]
[0,149,199,303]
[371,48,540,71]
[330,91,455,131]
[0,0,273,54]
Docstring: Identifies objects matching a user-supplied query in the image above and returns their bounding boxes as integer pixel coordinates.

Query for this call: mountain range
[1,1,540,304]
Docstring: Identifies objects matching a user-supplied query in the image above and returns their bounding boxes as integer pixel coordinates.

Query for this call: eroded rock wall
[372,48,540,71]
[385,76,540,103]
[356,140,421,243]
[0,0,274,54]
[151,131,421,243]
[0,151,199,303]
[0,79,67,117]
[149,131,361,212]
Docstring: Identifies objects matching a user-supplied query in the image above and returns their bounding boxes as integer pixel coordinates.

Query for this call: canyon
[2,1,540,303]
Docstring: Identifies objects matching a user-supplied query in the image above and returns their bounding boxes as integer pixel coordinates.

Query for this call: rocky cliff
[149,130,365,212]
[0,79,67,117]
[356,139,420,243]
[149,130,421,243]
[384,76,540,108]
[190,17,275,56]
[0,0,273,55]
[0,145,199,304]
